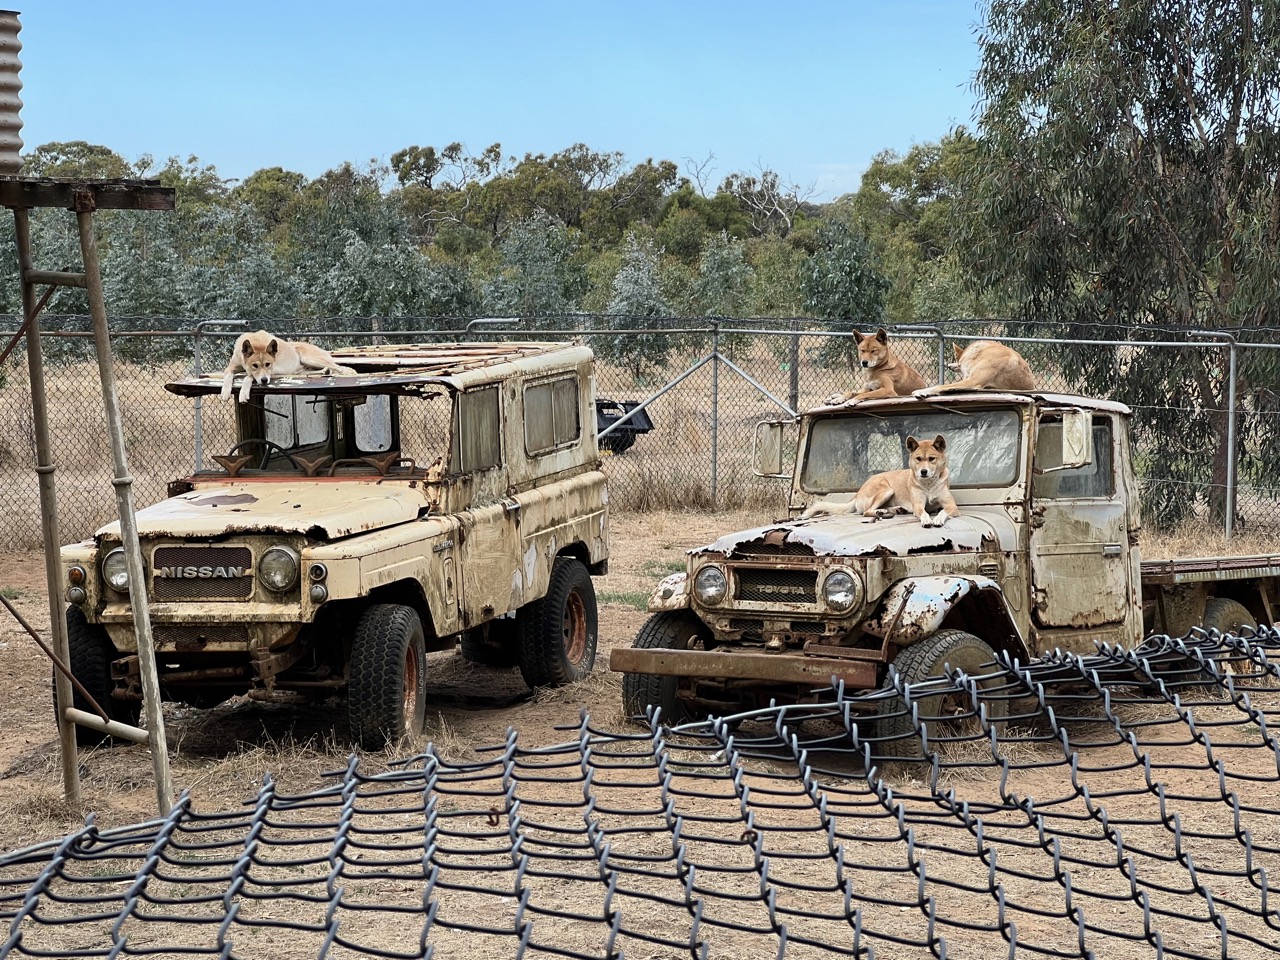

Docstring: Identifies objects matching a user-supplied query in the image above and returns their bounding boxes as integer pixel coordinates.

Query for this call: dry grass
[1140,520,1280,560]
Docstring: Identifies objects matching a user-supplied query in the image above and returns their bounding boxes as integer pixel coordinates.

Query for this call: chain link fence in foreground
[2,315,1279,546]
[5,626,1280,958]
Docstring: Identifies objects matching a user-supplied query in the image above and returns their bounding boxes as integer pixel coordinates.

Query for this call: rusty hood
[695,507,1016,559]
[94,481,430,541]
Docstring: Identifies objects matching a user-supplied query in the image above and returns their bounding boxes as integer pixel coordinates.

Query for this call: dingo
[826,328,926,405]
[914,339,1034,396]
[220,330,357,402]
[802,434,959,528]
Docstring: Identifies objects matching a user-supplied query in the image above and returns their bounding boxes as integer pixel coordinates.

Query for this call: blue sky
[17,1,984,201]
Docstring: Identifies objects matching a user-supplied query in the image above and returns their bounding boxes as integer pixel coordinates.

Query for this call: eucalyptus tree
[959,0,1280,525]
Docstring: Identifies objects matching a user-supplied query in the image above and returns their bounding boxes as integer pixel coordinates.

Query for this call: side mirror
[752,418,794,478]
[1038,408,1094,474]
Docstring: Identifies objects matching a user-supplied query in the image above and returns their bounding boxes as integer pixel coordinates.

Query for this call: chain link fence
[1,315,1278,548]
[5,625,1280,958]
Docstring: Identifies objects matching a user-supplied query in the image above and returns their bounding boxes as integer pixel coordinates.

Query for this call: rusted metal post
[14,207,80,805]
[75,198,173,814]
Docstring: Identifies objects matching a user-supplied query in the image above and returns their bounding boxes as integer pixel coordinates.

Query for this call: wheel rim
[563,590,588,665]
[920,646,1003,729]
[402,644,421,734]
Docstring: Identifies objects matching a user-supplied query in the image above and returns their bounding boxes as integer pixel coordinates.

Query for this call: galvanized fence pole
[77,207,174,815]
[788,318,800,412]
[1226,336,1238,540]
[711,321,719,505]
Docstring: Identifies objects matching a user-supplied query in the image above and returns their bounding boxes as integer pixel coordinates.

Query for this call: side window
[450,386,502,473]
[524,376,581,455]
[1034,416,1114,498]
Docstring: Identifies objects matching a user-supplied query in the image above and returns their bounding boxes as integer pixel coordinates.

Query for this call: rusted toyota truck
[60,342,608,747]
[612,391,1278,739]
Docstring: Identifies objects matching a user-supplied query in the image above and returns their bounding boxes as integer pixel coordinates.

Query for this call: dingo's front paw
[932,511,950,527]
[238,379,252,403]
[219,383,233,401]
[823,393,847,406]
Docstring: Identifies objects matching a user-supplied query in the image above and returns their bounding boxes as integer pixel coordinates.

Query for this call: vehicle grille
[734,568,818,603]
[150,546,253,601]
[153,624,251,649]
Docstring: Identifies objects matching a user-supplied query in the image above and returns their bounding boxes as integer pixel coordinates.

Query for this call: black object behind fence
[6,627,1280,958]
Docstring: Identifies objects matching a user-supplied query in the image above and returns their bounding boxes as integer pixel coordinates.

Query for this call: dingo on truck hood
[695,508,1016,559]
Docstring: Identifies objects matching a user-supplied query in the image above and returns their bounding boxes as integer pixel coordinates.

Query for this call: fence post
[1226,337,1238,540]
[1194,331,1238,539]
[711,321,719,505]
[788,318,800,413]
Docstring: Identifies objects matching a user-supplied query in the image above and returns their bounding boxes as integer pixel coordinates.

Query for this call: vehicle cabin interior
[205,390,450,480]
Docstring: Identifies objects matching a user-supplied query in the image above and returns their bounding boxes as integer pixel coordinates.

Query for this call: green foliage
[24,141,132,179]
[592,232,675,378]
[803,219,889,367]
[849,131,981,323]
[483,211,587,320]
[961,0,1280,525]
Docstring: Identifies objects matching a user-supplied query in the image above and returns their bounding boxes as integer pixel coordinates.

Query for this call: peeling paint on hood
[95,481,429,541]
[696,507,1018,558]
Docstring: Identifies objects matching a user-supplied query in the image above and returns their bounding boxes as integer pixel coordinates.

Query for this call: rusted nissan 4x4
[60,342,609,747]
[613,391,1280,747]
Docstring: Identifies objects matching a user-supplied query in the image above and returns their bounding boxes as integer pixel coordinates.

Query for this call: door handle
[1102,544,1122,558]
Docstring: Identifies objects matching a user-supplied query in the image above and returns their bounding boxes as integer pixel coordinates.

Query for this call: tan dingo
[914,340,1034,396]
[220,330,357,402]
[826,327,926,405]
[802,435,960,528]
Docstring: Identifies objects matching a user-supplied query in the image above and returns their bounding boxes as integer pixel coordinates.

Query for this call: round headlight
[822,570,861,613]
[101,548,130,593]
[693,566,728,605]
[259,545,300,592]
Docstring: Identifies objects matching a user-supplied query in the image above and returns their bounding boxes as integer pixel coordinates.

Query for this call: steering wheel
[227,439,290,470]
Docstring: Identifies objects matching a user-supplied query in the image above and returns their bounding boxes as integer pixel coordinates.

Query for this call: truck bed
[1141,554,1280,585]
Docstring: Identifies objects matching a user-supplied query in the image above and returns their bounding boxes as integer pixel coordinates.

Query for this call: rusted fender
[648,572,689,612]
[865,575,1028,657]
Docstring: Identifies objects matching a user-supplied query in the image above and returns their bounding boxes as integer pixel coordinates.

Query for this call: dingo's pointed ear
[905,435,919,452]
[953,343,965,360]
[240,339,252,356]
[852,329,865,343]
[268,339,279,355]
[874,328,888,344]
[933,434,946,451]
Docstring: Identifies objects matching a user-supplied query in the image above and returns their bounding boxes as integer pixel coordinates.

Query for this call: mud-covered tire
[459,619,520,668]
[57,606,140,746]
[877,629,1007,761]
[347,604,427,749]
[517,558,598,688]
[1202,598,1257,634]
[621,611,710,725]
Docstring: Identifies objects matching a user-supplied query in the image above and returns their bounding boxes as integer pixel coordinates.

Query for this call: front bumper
[610,647,876,688]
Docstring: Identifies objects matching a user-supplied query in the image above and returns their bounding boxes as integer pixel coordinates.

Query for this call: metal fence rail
[4,626,1280,958]
[1,314,1279,547]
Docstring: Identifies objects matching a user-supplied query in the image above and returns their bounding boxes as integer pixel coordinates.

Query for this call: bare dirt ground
[0,509,762,850]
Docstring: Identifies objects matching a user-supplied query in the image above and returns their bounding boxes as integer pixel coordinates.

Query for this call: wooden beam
[0,176,176,211]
